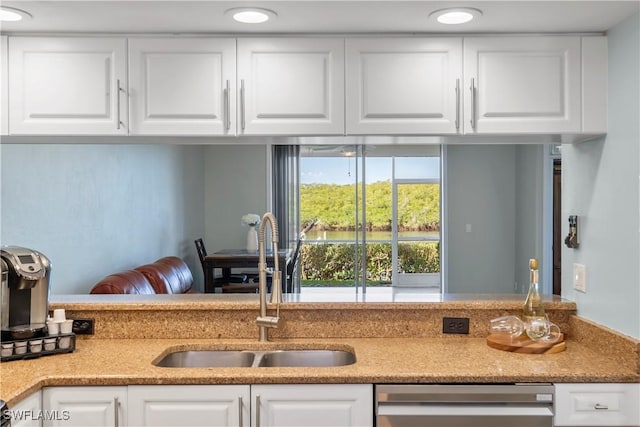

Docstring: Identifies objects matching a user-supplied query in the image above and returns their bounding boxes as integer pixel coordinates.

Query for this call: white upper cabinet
[237,38,345,135]
[9,37,127,135]
[346,38,462,135]
[1,36,8,136]
[128,38,236,135]
[463,36,581,134]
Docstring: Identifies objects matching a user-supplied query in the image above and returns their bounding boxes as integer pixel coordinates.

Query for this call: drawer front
[555,384,640,426]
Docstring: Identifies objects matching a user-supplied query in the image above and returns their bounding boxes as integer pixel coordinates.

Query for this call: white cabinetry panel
[43,386,127,427]
[252,384,372,427]
[237,38,344,135]
[9,37,127,135]
[128,385,250,427]
[464,36,581,133]
[346,38,462,134]
[581,36,608,134]
[555,383,640,426]
[128,38,236,135]
[12,391,42,427]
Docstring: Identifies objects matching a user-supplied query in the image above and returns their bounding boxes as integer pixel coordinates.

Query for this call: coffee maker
[1,246,51,341]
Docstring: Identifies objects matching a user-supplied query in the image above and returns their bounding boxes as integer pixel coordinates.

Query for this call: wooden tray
[486,333,566,354]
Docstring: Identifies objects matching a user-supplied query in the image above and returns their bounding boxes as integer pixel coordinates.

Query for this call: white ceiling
[0,1,638,34]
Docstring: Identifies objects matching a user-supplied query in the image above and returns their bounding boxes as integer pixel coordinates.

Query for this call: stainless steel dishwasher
[376,384,554,427]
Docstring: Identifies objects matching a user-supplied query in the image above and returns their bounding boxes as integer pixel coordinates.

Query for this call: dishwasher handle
[377,403,554,418]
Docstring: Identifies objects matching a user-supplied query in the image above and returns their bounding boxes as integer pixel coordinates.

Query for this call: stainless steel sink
[257,350,356,367]
[153,350,255,368]
[153,349,355,368]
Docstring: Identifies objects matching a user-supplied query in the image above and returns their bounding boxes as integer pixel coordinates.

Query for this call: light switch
[465,224,472,233]
[573,263,586,292]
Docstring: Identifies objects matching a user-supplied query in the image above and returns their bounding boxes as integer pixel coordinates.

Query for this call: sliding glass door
[296,144,441,294]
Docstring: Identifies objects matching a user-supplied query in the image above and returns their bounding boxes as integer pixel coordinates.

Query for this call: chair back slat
[287,239,303,278]
[194,238,207,265]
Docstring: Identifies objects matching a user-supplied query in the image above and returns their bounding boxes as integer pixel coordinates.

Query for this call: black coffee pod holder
[0,333,76,362]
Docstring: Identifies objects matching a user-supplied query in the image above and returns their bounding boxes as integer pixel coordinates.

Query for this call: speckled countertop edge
[50,293,577,311]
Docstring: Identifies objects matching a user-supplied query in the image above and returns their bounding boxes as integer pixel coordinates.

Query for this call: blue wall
[562,13,640,339]
[1,144,205,293]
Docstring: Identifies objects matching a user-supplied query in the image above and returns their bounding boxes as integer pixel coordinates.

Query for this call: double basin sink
[154,349,356,368]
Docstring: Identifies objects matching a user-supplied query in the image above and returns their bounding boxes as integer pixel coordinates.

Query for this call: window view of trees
[298,146,441,289]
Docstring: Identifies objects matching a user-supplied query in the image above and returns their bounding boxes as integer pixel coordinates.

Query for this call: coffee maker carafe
[1,246,51,341]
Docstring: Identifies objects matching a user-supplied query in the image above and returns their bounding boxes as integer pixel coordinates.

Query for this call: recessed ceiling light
[429,7,482,25]
[226,7,277,24]
[0,6,32,22]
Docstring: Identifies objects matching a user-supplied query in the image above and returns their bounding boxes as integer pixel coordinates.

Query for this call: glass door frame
[391,177,442,288]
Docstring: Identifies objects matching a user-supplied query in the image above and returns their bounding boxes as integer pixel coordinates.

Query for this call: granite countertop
[2,295,638,407]
[2,335,639,407]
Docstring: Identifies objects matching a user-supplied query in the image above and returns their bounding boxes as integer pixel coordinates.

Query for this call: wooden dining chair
[244,239,302,292]
[194,238,248,292]
[194,238,215,291]
[285,238,303,291]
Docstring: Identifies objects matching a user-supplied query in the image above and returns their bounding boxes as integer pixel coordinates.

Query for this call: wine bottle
[523,258,547,339]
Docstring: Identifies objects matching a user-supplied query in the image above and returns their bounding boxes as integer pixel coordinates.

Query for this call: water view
[303,230,440,241]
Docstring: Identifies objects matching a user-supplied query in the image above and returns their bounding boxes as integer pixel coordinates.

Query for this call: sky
[300,156,440,185]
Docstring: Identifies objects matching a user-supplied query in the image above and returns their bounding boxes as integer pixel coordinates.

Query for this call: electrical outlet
[443,317,470,334]
[72,318,94,335]
[573,263,586,293]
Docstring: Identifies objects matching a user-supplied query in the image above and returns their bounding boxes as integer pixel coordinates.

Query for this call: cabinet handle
[455,78,460,132]
[116,79,123,130]
[238,396,243,427]
[594,403,609,410]
[255,394,261,427]
[114,397,120,427]
[240,79,246,131]
[225,80,231,132]
[469,78,476,131]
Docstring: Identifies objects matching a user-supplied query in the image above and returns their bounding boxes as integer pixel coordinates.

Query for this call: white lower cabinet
[42,384,372,427]
[42,386,127,427]
[555,383,640,426]
[11,390,42,427]
[128,385,249,427]
[252,384,372,427]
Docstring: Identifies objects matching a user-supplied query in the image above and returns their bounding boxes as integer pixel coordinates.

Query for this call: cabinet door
[42,386,127,427]
[464,36,581,134]
[11,391,42,427]
[129,38,236,136]
[555,383,640,426]
[237,38,344,135]
[9,37,127,135]
[252,384,372,427]
[1,35,7,136]
[346,38,462,135]
[128,385,249,427]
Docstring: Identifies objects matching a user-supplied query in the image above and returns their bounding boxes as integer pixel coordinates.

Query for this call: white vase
[246,226,258,252]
